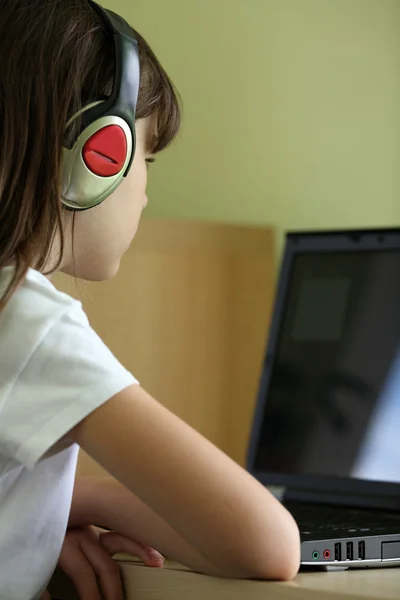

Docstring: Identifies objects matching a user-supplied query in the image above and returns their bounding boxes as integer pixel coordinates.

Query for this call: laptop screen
[252,245,400,487]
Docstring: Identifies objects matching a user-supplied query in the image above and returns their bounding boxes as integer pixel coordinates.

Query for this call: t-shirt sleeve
[0,301,138,471]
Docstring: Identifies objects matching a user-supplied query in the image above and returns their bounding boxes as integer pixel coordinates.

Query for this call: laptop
[247,228,400,569]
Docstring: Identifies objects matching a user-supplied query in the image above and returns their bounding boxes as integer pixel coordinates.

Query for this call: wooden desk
[49,555,400,600]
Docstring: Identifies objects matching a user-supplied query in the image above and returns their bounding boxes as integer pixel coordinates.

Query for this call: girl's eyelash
[146,158,156,165]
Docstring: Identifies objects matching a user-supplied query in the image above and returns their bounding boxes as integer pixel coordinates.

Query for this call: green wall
[104,0,400,248]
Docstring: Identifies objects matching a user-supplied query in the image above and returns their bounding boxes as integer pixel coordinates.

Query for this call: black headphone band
[66,1,139,173]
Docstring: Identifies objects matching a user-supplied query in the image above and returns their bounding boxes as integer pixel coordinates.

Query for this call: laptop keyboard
[284,501,400,540]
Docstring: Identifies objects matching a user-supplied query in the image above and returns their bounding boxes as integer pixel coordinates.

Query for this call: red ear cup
[82,124,128,177]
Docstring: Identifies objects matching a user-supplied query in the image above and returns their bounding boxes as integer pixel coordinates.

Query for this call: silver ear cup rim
[62,112,133,211]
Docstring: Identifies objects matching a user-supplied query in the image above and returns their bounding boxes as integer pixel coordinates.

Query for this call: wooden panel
[53,218,275,477]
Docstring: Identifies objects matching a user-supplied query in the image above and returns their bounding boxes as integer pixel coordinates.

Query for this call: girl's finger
[40,590,51,600]
[80,532,126,600]
[58,540,102,600]
[89,525,164,566]
[99,530,165,567]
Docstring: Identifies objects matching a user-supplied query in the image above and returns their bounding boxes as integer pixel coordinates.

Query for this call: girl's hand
[42,524,164,600]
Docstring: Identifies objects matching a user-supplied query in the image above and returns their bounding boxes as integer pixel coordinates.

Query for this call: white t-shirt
[0,268,138,599]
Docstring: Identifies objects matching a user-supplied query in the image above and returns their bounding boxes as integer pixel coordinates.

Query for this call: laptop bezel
[246,227,400,510]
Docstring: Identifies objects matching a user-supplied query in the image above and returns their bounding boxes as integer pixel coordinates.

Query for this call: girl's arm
[70,475,242,578]
[69,385,300,581]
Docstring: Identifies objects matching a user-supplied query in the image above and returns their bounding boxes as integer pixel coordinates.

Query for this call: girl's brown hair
[0,0,181,308]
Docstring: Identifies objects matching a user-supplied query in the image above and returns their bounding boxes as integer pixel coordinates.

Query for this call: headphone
[61,1,140,211]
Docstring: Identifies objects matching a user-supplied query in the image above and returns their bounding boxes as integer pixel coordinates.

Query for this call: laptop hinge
[283,488,400,510]
[282,488,400,511]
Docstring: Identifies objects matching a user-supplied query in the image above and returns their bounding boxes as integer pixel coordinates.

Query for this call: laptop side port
[346,541,354,560]
[358,540,365,560]
[334,542,342,561]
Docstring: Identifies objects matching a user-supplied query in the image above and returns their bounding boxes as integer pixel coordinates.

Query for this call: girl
[0,1,300,598]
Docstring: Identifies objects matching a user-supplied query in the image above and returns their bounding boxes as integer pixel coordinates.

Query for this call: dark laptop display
[247,229,400,568]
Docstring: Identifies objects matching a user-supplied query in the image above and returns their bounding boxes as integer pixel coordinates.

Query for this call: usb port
[358,541,365,560]
[334,542,342,561]
[346,541,353,560]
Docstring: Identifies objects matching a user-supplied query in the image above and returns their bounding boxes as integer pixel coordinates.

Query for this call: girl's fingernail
[149,550,165,562]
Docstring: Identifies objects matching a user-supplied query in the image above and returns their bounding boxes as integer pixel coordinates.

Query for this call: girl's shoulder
[0,267,87,359]
[0,266,81,321]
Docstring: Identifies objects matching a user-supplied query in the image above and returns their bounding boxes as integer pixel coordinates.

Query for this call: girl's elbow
[203,521,300,581]
[246,519,301,581]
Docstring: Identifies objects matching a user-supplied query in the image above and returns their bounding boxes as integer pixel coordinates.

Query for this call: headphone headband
[65,1,139,175]
[62,1,140,210]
